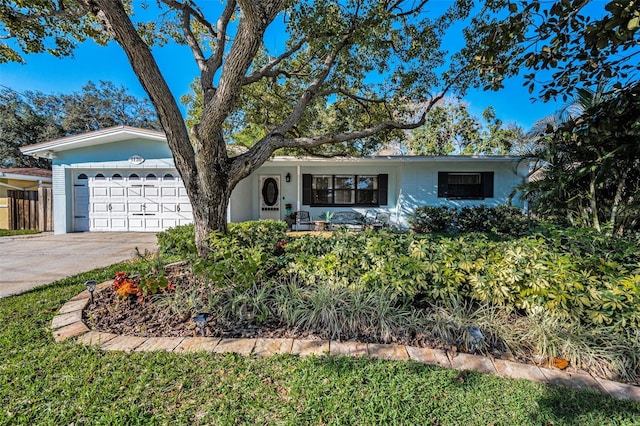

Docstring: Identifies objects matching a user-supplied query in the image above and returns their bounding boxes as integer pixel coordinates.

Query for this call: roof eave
[0,172,52,182]
[20,125,166,157]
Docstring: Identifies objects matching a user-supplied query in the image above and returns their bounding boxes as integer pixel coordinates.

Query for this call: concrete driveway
[0,232,158,298]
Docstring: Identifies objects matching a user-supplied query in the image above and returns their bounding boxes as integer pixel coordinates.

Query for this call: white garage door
[86,171,192,232]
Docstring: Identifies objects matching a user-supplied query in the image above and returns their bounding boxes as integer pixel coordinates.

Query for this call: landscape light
[193,313,209,337]
[467,326,484,355]
[84,280,97,304]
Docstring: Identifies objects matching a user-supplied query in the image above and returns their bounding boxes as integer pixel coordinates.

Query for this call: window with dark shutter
[437,172,494,199]
[301,174,388,206]
[302,174,312,205]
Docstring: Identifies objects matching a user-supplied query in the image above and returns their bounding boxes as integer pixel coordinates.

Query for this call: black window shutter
[482,172,494,198]
[302,174,312,205]
[378,174,388,205]
[437,172,448,198]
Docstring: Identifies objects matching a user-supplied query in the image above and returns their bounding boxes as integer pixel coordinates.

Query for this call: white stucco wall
[394,159,527,228]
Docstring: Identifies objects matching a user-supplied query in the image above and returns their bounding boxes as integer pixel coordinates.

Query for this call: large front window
[304,174,387,206]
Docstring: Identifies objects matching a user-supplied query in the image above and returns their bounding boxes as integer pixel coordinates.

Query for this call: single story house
[21,126,528,234]
[0,168,52,230]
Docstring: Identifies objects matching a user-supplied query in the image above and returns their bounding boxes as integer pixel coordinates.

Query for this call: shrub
[454,205,497,233]
[409,206,455,233]
[157,221,288,258]
[157,224,196,257]
[410,205,538,236]
[492,205,538,236]
[155,227,639,381]
[228,220,287,251]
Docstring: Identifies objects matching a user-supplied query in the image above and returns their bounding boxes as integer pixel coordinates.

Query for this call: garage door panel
[92,187,108,197]
[110,202,126,213]
[110,187,126,197]
[93,203,109,213]
[92,218,109,230]
[111,218,128,230]
[128,187,143,197]
[144,186,160,197]
[128,202,144,213]
[161,187,177,197]
[144,218,161,230]
[85,171,193,232]
[178,203,192,212]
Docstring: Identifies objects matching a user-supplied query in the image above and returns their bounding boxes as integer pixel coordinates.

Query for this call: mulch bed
[83,263,448,349]
[84,263,618,383]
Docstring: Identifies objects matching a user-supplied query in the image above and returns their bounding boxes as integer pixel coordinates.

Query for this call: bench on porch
[328,211,365,231]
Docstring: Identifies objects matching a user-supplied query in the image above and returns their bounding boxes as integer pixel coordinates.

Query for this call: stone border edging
[51,281,640,403]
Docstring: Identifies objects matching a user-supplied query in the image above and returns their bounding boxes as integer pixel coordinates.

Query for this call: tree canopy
[470,0,640,101]
[3,0,635,254]
[0,81,160,168]
[3,0,520,254]
[405,100,527,156]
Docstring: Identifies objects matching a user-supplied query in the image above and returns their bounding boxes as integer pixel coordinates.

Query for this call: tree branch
[207,0,236,91]
[268,33,352,138]
[160,0,218,38]
[81,0,195,182]
[243,37,307,84]
[199,0,284,139]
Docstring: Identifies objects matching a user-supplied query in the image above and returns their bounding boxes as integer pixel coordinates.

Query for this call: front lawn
[1,266,639,425]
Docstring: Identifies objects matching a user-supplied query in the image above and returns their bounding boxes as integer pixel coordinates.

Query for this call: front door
[259,175,280,220]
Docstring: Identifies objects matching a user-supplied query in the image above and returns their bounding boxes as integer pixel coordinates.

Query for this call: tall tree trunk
[191,181,231,257]
[609,170,627,235]
[186,130,236,257]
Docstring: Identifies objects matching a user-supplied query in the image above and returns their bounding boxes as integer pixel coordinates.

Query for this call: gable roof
[20,126,166,158]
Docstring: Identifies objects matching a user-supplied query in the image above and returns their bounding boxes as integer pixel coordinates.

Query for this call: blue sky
[0,4,567,132]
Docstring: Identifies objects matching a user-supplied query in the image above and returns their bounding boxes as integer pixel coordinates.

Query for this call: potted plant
[320,211,333,222]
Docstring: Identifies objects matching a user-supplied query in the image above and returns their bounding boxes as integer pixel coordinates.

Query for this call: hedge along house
[21,126,528,234]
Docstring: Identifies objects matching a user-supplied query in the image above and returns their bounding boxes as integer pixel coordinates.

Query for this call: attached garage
[20,126,199,234]
[73,171,192,232]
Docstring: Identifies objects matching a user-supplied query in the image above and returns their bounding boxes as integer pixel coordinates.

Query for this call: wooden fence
[7,187,53,231]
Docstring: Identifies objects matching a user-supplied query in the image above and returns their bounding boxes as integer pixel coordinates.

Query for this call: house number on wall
[129,155,145,165]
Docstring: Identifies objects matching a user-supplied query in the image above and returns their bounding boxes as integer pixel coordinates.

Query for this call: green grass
[1,266,639,425]
[0,229,40,237]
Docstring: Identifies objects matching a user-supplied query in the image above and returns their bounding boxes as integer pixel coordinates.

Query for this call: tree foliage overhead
[469,0,640,101]
[0,81,161,168]
[405,99,527,156]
